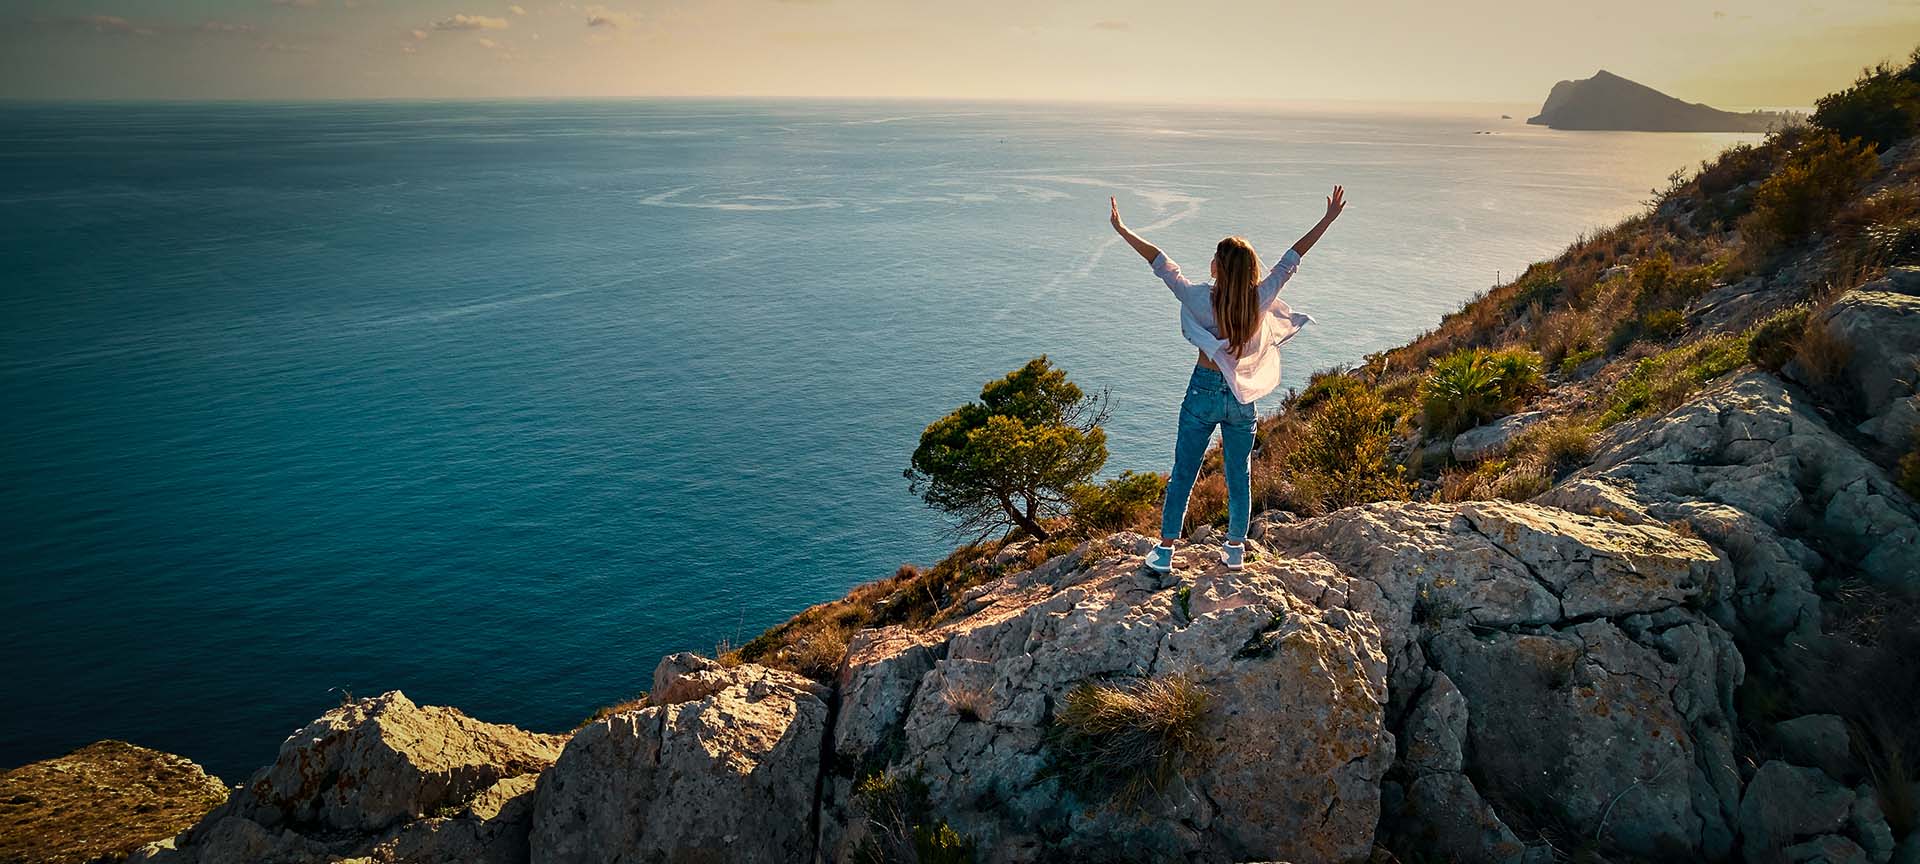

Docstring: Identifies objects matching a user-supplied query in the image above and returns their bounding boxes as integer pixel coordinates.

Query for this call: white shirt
[1150,248,1314,404]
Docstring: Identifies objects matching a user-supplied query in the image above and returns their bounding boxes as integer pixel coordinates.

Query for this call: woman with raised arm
[1109,186,1345,573]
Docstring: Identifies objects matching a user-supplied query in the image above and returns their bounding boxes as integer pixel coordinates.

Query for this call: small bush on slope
[1748,305,1813,372]
[1067,470,1164,536]
[1420,348,1544,436]
[1286,382,1412,514]
[1741,130,1881,257]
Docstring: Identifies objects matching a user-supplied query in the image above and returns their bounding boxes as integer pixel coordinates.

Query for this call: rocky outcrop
[1527,69,1788,132]
[0,741,228,864]
[97,371,1919,863]
[134,691,565,864]
[1270,500,1744,861]
[1538,371,1920,640]
[822,533,1393,863]
[1793,271,1920,451]
[531,654,831,864]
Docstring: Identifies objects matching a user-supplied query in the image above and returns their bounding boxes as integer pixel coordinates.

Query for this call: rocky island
[10,51,1920,864]
[1528,70,1793,132]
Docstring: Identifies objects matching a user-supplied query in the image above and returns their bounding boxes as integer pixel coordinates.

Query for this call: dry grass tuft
[1048,674,1212,806]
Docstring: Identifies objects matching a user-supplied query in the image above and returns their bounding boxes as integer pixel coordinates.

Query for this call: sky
[1,0,1916,104]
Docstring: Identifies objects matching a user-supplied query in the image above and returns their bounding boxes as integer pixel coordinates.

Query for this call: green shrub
[1048,674,1211,806]
[1748,305,1812,372]
[1602,334,1751,425]
[1741,131,1881,254]
[1288,369,1366,412]
[1068,471,1164,534]
[1814,55,1920,150]
[1512,416,1597,474]
[1286,383,1412,513]
[1421,348,1543,435]
[1642,308,1687,340]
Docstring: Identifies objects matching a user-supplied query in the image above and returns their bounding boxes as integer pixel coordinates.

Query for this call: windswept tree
[906,357,1108,541]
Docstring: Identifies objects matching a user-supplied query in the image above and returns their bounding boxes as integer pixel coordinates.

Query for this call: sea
[0,100,1758,781]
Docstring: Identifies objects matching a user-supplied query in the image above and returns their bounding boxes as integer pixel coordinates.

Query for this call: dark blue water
[0,101,1752,779]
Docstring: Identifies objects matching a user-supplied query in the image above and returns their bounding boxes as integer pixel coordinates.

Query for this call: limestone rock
[235,691,564,835]
[1808,287,1920,417]
[1452,411,1547,462]
[530,655,830,864]
[137,691,563,864]
[1273,500,1743,860]
[1548,372,1920,607]
[1859,394,1919,450]
[823,532,1391,863]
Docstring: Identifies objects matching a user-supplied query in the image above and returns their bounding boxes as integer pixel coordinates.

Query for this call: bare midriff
[1195,350,1220,371]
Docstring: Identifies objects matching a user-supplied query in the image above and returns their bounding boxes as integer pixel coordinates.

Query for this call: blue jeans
[1160,365,1256,543]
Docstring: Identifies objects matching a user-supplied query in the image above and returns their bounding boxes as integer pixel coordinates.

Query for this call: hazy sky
[1,0,1915,104]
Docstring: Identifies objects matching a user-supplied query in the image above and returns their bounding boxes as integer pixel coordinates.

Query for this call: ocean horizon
[0,99,1758,781]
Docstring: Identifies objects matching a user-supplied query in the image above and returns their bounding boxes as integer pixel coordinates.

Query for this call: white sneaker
[1145,544,1174,574]
[1222,541,1246,571]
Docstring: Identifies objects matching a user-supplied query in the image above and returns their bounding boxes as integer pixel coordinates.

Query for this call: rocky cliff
[1527,70,1789,132]
[96,350,1916,862]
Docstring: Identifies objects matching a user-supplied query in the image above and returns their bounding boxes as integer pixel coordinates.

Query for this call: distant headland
[1528,69,1795,132]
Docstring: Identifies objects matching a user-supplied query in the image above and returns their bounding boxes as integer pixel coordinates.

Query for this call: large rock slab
[1807,287,1920,418]
[1273,500,1743,861]
[824,533,1392,864]
[1539,372,1920,632]
[531,655,831,864]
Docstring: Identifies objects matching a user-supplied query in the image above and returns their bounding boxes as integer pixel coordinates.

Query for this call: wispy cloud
[31,14,159,36]
[1092,19,1130,31]
[433,13,511,31]
[510,5,528,14]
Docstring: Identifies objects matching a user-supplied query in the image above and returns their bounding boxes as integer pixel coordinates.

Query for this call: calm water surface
[0,101,1754,778]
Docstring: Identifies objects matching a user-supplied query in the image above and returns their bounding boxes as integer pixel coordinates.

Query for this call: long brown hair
[1212,237,1262,356]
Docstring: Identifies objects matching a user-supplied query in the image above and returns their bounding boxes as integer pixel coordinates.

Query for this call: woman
[1109,186,1345,573]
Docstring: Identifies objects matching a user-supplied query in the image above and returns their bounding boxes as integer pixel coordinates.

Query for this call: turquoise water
[0,101,1753,780]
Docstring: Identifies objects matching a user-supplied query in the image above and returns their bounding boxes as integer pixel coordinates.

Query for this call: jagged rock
[1773,714,1856,782]
[823,532,1391,863]
[531,654,830,864]
[1808,287,1920,417]
[136,691,563,864]
[1543,372,1920,618]
[236,691,563,835]
[1452,411,1547,461]
[1272,500,1743,861]
[1859,394,1919,450]
[1740,761,1857,859]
